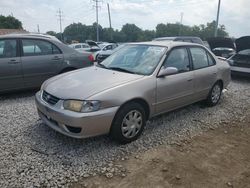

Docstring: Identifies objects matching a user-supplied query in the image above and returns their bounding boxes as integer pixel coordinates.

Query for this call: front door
[0,39,23,92]
[156,47,194,114]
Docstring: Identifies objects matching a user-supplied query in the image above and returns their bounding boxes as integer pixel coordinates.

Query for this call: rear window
[190,47,209,69]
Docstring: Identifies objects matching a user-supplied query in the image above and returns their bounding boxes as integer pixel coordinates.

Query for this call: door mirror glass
[158,67,178,77]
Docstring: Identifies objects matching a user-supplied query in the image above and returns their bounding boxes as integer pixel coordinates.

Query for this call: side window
[207,52,216,66]
[190,47,209,69]
[0,39,17,58]
[182,39,192,43]
[22,39,53,56]
[163,48,190,73]
[107,45,112,50]
[74,45,81,49]
[52,44,61,54]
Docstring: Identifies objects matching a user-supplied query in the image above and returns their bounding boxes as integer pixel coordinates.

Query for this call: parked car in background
[35,41,230,143]
[228,36,250,77]
[203,41,211,50]
[68,43,90,52]
[153,36,204,45]
[85,40,118,60]
[97,44,124,63]
[207,37,236,58]
[0,34,93,93]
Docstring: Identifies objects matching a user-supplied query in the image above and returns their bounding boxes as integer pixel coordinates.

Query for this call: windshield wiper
[108,67,135,74]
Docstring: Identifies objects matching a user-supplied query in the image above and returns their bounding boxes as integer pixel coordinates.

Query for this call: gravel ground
[0,78,250,188]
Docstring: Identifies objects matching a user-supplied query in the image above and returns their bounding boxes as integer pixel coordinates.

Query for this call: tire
[206,82,222,106]
[110,102,146,144]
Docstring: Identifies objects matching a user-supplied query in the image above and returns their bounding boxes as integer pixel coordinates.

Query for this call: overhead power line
[214,0,221,37]
[56,8,64,41]
[92,0,103,42]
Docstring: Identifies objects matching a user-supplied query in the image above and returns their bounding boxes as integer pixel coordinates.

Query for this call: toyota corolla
[35,41,231,143]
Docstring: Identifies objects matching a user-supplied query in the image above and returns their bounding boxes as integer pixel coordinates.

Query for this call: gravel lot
[0,78,250,188]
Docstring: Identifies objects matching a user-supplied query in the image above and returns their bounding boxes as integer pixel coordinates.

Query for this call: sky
[0,0,249,38]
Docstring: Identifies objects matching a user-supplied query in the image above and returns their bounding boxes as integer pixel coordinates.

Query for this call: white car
[69,43,90,53]
[86,40,118,60]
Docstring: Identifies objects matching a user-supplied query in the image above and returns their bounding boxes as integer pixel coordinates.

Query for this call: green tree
[46,31,57,36]
[121,24,142,42]
[0,15,22,29]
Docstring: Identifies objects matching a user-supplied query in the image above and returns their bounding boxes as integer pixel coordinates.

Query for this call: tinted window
[190,47,209,69]
[75,45,81,49]
[163,48,190,72]
[22,39,60,56]
[192,38,203,45]
[207,52,216,66]
[182,39,192,43]
[52,44,61,54]
[0,39,17,58]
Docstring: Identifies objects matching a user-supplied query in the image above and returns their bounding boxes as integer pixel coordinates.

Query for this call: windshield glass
[100,44,166,75]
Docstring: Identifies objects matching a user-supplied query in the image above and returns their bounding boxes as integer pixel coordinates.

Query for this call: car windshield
[99,44,166,75]
[238,49,250,55]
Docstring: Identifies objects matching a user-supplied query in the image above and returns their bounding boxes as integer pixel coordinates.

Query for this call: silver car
[0,34,93,93]
[35,41,231,143]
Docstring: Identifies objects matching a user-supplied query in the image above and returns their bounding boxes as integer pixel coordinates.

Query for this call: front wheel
[110,102,146,144]
[206,82,222,106]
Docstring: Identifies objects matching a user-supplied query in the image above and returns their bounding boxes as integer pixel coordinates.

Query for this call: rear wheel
[110,102,146,144]
[206,82,222,106]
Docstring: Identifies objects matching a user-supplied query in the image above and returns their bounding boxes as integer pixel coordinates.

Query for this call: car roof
[0,33,61,42]
[153,36,202,40]
[128,41,203,48]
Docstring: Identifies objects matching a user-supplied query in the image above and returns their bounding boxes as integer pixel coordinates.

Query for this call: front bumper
[35,91,119,139]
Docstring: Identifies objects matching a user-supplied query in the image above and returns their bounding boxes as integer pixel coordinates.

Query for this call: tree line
[48,21,228,43]
[0,15,229,43]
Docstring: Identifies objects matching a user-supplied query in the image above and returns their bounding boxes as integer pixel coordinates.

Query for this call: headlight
[63,100,101,113]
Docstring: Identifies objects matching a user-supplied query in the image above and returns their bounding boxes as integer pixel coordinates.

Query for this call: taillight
[88,54,94,62]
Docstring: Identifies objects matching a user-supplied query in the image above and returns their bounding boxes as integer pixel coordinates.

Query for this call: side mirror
[158,67,178,77]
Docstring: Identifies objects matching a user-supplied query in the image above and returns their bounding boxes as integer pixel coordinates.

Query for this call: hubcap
[121,110,142,139]
[211,84,221,104]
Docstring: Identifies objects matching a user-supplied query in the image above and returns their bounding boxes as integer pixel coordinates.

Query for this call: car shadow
[0,89,38,100]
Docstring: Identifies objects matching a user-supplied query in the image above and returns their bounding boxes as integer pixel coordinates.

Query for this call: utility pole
[37,24,40,33]
[179,12,184,36]
[107,3,112,41]
[92,0,102,42]
[56,8,64,41]
[214,0,221,37]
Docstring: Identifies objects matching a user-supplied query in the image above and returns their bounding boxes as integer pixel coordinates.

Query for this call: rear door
[0,39,23,92]
[156,47,195,114]
[189,47,217,100]
[21,39,64,88]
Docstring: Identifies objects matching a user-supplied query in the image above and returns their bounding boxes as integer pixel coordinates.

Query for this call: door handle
[187,79,193,82]
[51,56,62,61]
[8,59,20,64]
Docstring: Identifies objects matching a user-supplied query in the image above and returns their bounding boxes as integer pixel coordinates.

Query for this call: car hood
[207,37,235,50]
[86,40,100,48]
[43,66,144,100]
[235,36,250,53]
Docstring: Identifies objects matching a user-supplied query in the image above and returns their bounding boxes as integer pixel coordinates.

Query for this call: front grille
[42,91,60,105]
